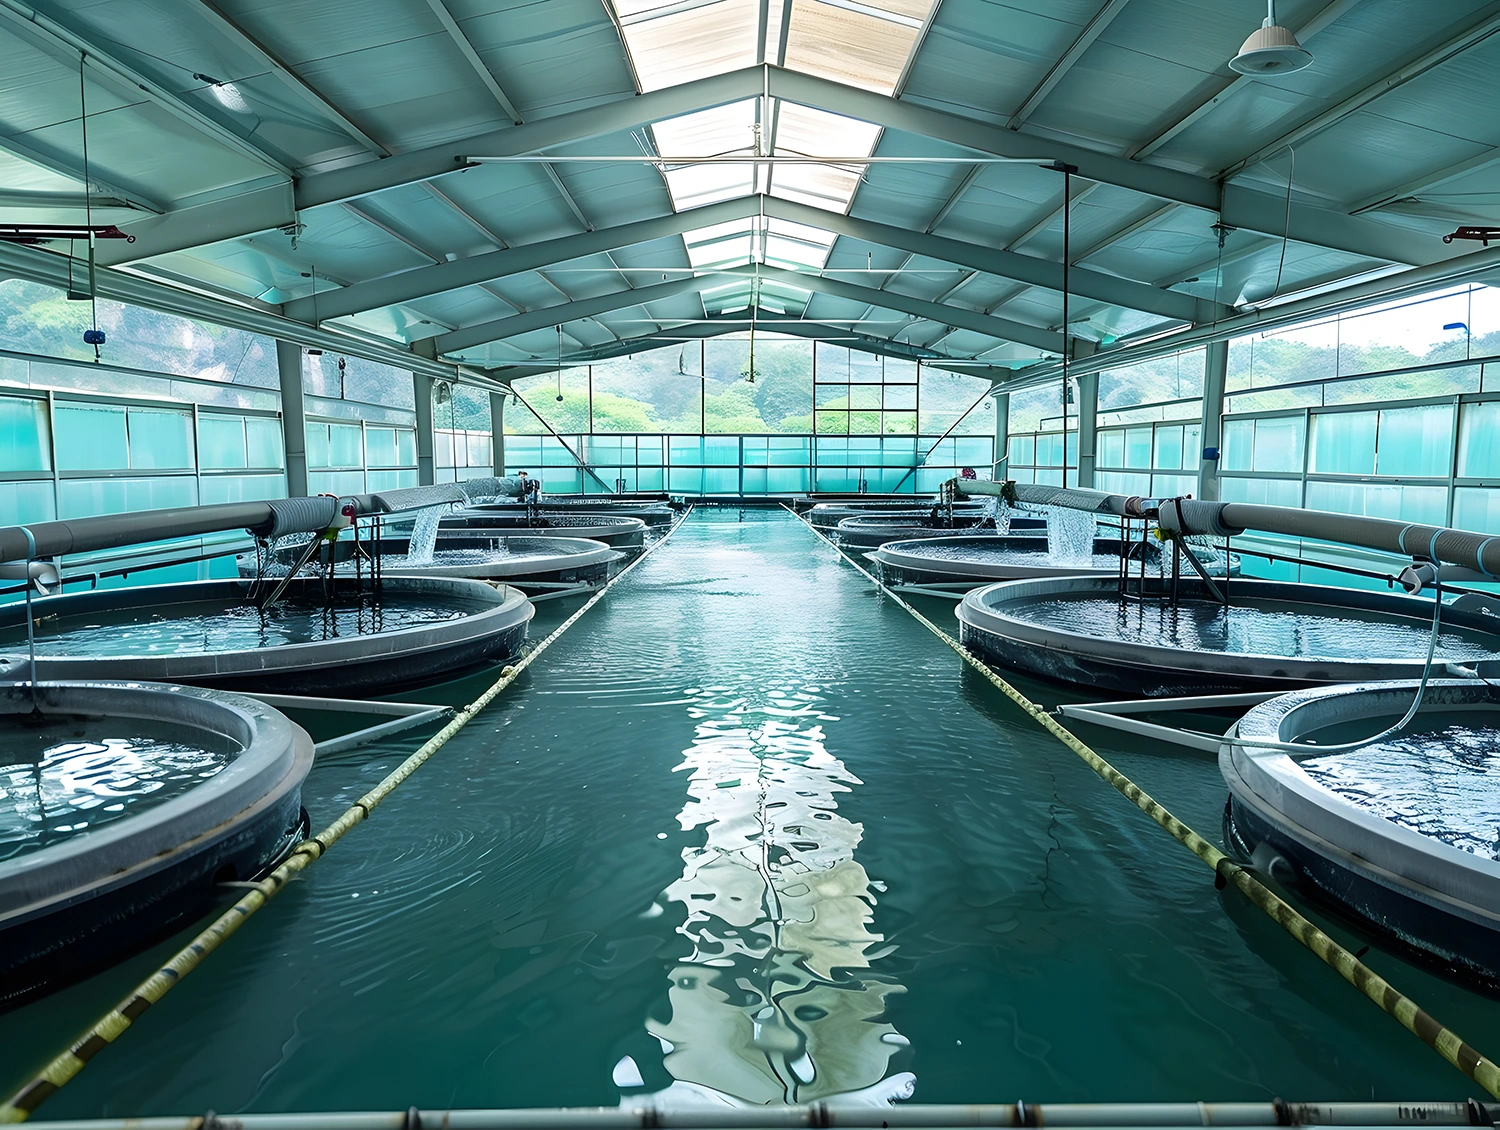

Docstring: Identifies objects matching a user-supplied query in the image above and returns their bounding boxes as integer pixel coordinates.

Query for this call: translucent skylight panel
[652,100,758,209]
[764,216,835,269]
[768,102,882,212]
[610,0,760,91]
[686,230,755,268]
[782,0,933,95]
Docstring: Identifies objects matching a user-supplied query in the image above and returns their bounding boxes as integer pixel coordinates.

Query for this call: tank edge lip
[0,680,313,921]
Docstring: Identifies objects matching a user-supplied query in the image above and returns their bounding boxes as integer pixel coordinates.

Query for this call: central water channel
[4,511,1498,1113]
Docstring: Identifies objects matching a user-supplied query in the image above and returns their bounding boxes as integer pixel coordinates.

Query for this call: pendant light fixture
[1229,0,1313,75]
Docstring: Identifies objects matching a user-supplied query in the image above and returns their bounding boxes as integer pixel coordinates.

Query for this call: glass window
[200,474,286,504]
[395,429,416,466]
[198,415,247,469]
[1124,426,1152,469]
[1310,411,1376,474]
[1008,435,1034,466]
[54,403,127,471]
[58,476,197,519]
[1220,476,1302,508]
[0,481,55,524]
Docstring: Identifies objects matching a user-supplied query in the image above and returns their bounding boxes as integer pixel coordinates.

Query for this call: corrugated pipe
[955,479,1500,579]
[0,481,515,565]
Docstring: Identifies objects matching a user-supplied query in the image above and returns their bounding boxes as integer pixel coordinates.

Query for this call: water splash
[979,494,1013,536]
[1044,505,1095,562]
[404,506,443,566]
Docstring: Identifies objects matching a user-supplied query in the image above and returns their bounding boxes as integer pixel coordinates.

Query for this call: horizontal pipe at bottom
[21,1100,1493,1130]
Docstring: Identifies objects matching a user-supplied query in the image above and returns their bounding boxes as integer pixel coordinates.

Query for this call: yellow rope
[0,510,690,1124]
[790,505,1500,1100]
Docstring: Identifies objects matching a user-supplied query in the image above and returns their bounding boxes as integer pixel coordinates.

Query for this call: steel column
[275,340,309,497]
[413,372,436,486]
[490,391,507,475]
[1075,371,1098,489]
[993,390,1010,478]
[1199,340,1228,502]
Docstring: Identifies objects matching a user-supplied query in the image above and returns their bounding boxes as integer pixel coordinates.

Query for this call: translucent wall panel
[1310,411,1377,474]
[1304,481,1447,525]
[0,396,51,472]
[199,415,248,469]
[53,404,127,470]
[1458,401,1500,477]
[1220,477,1302,507]
[200,474,286,504]
[58,476,197,519]
[127,408,194,470]
[1454,488,1500,534]
[0,480,55,523]
[1376,405,1453,477]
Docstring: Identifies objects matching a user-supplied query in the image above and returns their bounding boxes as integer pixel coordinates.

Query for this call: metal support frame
[1199,340,1228,502]
[246,693,452,758]
[275,339,309,497]
[1056,692,1282,755]
[992,389,1010,477]
[490,390,507,475]
[413,372,436,486]
[1075,370,1098,488]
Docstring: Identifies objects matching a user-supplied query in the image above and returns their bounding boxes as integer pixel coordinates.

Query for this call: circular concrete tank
[0,577,534,697]
[956,576,1500,696]
[1223,680,1500,989]
[0,680,313,1008]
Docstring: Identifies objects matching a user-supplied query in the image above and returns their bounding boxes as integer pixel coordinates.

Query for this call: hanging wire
[1271,146,1296,301]
[79,54,102,362]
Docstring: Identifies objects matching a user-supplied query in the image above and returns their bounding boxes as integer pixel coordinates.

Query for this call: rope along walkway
[0,510,691,1124]
[791,505,1500,1101]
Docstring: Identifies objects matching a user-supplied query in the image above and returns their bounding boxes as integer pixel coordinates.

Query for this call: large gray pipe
[0,480,522,564]
[953,478,1500,579]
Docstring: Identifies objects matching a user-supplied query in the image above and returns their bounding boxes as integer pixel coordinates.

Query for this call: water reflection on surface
[624,682,912,1108]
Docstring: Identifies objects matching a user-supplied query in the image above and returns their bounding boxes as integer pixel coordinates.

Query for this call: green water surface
[3,511,1497,1114]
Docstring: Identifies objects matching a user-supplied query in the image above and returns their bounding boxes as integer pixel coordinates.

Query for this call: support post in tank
[490,389,507,476]
[276,340,309,498]
[413,373,436,487]
[1200,340,1228,502]
[1075,371,1098,490]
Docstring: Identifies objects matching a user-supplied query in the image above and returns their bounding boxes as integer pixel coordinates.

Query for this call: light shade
[1229,23,1313,75]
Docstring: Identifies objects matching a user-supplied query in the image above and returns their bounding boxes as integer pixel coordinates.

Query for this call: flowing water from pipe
[1044,505,1096,562]
[404,507,444,566]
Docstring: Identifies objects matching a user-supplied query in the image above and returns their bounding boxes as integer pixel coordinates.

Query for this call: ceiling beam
[0,0,293,178]
[100,61,1445,272]
[284,195,762,322]
[487,311,952,375]
[1221,5,1500,180]
[1127,0,1361,160]
[189,0,387,155]
[1348,148,1500,215]
[1008,0,1132,130]
[0,189,146,210]
[741,263,1065,354]
[99,65,765,265]
[0,134,165,213]
[764,67,1440,265]
[433,275,708,355]
[423,0,522,124]
[765,195,1209,321]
